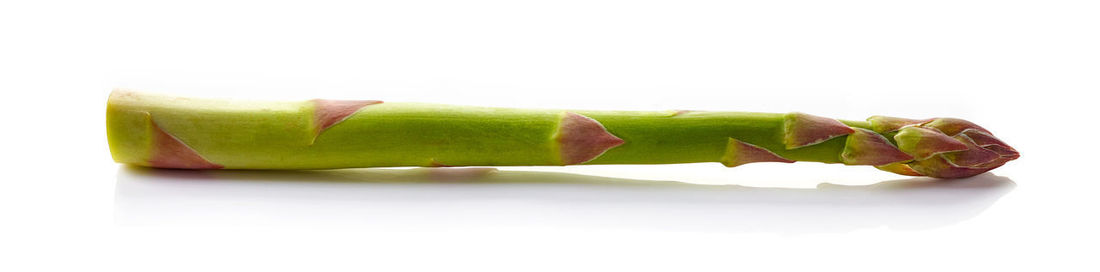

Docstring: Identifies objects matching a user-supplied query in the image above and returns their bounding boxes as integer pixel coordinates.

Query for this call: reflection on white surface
[114,166,1015,232]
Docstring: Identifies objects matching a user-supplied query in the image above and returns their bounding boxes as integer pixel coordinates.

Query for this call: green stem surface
[107,91,870,169]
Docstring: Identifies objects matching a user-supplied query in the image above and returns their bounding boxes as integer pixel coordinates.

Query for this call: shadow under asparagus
[114,166,1015,233]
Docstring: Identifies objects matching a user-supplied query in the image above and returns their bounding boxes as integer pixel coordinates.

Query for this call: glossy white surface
[2,0,1097,271]
[114,166,1015,232]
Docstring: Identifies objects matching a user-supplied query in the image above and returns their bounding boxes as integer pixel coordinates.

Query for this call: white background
[1,0,1097,271]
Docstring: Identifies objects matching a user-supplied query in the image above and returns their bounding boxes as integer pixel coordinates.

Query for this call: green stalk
[106,90,1018,178]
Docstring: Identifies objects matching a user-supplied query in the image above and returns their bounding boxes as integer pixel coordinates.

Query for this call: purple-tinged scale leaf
[941,134,1002,167]
[866,116,933,133]
[972,156,1015,169]
[960,128,1020,159]
[555,112,625,165]
[893,126,970,160]
[149,120,223,169]
[312,99,383,141]
[961,129,1016,149]
[984,145,1021,160]
[841,128,914,166]
[875,163,925,176]
[720,138,795,167]
[669,110,694,116]
[922,118,992,136]
[908,155,1005,179]
[783,112,855,149]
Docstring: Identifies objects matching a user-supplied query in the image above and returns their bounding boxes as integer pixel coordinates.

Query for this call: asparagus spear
[106,90,1018,178]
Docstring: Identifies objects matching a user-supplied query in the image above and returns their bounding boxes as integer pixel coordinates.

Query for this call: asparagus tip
[872,116,1018,178]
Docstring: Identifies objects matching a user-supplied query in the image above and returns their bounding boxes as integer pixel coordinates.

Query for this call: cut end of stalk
[554,112,625,165]
[720,138,795,167]
[783,112,855,149]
